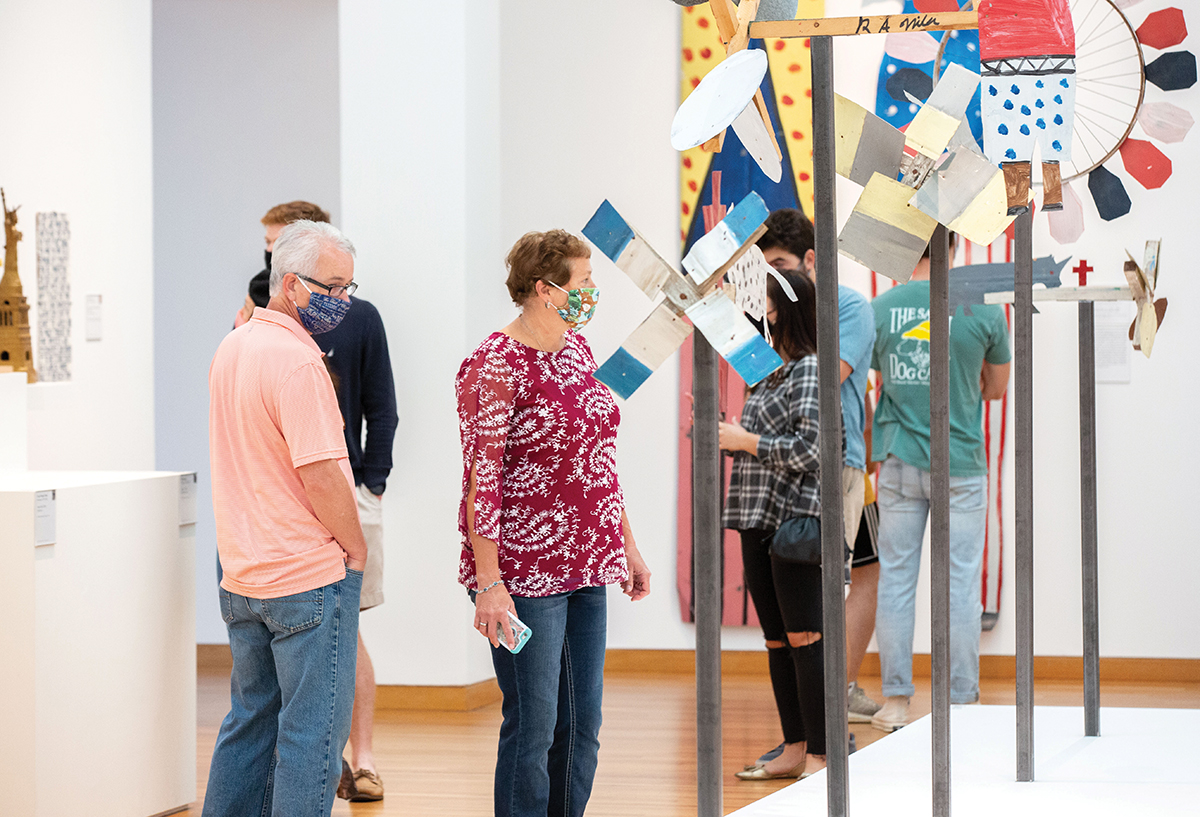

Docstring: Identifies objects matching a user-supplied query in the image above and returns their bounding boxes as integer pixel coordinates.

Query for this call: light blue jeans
[202,569,362,817]
[874,457,986,704]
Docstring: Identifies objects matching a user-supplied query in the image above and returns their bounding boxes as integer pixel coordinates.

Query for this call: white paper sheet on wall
[1095,300,1134,384]
[85,294,102,341]
[34,489,56,546]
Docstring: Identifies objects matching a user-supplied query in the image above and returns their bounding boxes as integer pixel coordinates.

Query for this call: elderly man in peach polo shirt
[203,220,368,817]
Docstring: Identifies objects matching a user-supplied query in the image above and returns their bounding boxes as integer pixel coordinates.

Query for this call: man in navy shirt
[257,202,399,801]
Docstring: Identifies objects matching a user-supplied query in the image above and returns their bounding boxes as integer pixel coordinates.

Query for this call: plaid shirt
[722,355,826,531]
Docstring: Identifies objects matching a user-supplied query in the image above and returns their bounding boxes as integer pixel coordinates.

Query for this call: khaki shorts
[356,483,385,611]
[842,466,866,555]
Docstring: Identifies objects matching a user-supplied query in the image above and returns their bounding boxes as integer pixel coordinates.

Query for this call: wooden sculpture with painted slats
[582,188,783,400]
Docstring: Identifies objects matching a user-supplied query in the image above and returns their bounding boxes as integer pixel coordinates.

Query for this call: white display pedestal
[0,471,196,817]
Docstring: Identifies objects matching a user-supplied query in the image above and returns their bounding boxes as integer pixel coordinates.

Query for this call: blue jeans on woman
[489,585,607,817]
[202,569,362,817]
[874,456,987,704]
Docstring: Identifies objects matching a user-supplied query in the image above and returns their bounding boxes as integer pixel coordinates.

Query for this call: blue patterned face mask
[295,277,350,334]
[550,282,599,329]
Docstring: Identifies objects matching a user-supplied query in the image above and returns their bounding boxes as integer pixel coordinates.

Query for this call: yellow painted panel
[764,0,823,215]
[906,107,960,159]
[834,94,867,179]
[856,173,938,237]
[680,4,725,248]
[946,169,1014,246]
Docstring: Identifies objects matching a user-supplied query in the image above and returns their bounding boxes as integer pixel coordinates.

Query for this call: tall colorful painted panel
[676,1,823,625]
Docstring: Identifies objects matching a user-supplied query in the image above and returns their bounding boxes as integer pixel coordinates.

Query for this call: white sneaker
[848,683,881,723]
[871,696,910,732]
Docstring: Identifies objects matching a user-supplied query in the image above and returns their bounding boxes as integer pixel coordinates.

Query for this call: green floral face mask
[550,282,600,329]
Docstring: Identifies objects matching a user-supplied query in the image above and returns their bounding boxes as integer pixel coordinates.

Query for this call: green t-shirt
[870,281,1011,476]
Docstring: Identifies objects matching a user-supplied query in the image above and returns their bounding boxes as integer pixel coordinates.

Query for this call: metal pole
[1078,301,1100,737]
[811,34,849,817]
[693,332,723,817]
[1013,209,1035,782]
[928,225,952,817]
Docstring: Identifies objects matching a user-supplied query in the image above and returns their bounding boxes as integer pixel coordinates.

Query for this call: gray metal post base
[693,332,723,817]
[1079,302,1100,737]
[929,225,952,816]
[1014,209,1035,782]
[811,34,850,817]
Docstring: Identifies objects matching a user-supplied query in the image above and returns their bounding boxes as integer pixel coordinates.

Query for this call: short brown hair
[505,230,591,306]
[261,200,331,226]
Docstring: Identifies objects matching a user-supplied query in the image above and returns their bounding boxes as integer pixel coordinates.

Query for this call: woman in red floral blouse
[456,229,652,817]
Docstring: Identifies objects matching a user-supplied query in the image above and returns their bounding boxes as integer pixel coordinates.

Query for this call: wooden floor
[188,664,1200,816]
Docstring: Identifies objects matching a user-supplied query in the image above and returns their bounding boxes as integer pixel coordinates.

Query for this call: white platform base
[732,705,1199,816]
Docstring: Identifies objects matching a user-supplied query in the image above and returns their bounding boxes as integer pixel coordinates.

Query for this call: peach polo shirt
[209,307,354,599]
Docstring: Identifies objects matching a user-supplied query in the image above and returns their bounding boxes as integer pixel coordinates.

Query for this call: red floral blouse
[456,331,628,597]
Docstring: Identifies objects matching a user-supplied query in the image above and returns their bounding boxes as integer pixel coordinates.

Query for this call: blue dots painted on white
[1005,148,1017,159]
[1036,80,1045,89]
[1054,94,1063,105]
[1011,84,1021,94]
[1036,99,1045,109]
[1021,105,1031,115]
[989,85,998,96]
[1036,118,1046,129]
[1052,140,1063,152]
[1020,124,1031,135]
[1004,99,1014,110]
[1060,78,1070,88]
[998,123,1009,135]
[1054,114,1063,125]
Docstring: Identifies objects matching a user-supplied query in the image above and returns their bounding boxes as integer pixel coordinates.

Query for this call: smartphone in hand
[497,611,532,654]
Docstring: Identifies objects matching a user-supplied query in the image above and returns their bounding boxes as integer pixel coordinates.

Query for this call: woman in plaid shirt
[720,271,829,781]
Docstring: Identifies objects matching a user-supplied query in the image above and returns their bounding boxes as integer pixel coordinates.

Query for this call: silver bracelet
[477,579,504,594]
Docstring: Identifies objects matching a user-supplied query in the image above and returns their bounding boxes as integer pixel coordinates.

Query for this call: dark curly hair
[757,208,814,265]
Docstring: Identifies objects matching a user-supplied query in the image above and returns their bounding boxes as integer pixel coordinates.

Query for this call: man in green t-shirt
[868,238,1011,732]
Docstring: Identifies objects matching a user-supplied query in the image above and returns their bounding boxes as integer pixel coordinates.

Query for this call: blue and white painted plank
[582,200,674,299]
[680,192,770,285]
[684,288,782,387]
[593,304,694,400]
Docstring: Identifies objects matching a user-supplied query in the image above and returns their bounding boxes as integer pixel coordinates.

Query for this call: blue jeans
[874,457,986,704]
[489,585,607,817]
[202,570,362,817]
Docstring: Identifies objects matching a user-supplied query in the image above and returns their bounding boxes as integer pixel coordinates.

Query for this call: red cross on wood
[1073,259,1093,286]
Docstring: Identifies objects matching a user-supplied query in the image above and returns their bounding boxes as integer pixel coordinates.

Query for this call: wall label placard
[34,489,56,546]
[85,294,103,342]
[179,472,197,526]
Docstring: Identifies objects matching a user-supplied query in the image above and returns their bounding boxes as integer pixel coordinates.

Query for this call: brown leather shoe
[336,759,358,801]
[350,768,384,802]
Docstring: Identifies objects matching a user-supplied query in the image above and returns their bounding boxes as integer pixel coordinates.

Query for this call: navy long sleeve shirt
[314,296,399,493]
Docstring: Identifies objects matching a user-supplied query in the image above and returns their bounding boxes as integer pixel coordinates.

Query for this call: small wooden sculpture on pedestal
[0,188,37,382]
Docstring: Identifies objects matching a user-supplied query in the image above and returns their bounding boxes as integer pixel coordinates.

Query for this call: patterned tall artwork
[676,1,823,626]
[978,0,1077,212]
[36,213,71,382]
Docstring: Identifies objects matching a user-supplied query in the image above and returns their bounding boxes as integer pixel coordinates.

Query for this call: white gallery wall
[0,0,155,471]
[158,0,1196,671]
[152,0,342,644]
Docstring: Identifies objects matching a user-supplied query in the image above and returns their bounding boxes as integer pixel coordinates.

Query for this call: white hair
[269,220,356,295]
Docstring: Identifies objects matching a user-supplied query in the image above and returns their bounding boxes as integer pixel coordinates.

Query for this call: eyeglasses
[298,275,358,298]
